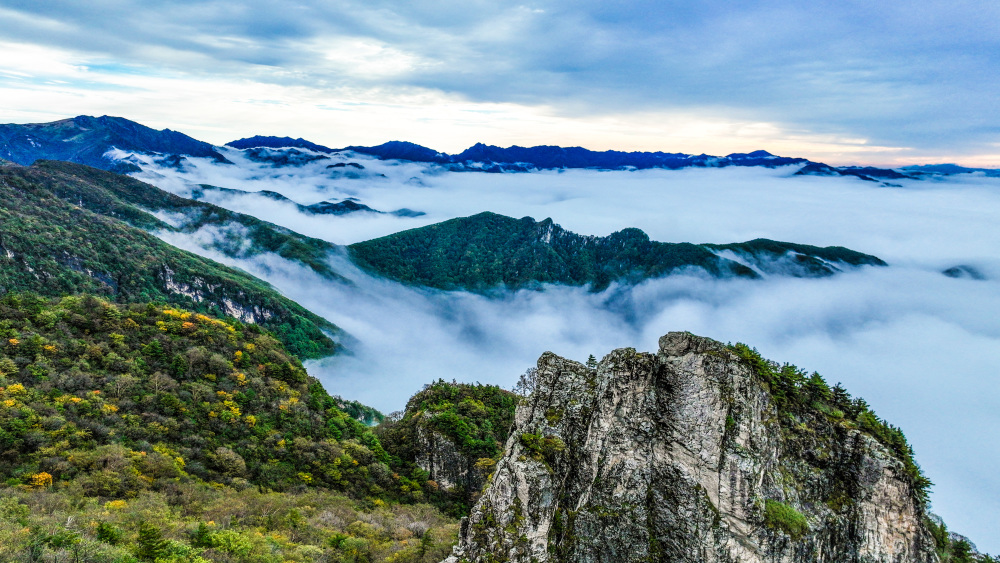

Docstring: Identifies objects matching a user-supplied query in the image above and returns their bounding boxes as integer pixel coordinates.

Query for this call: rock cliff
[444,332,938,562]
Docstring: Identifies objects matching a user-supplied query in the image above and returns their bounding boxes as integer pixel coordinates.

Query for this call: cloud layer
[139,152,1000,549]
[4,1,1000,163]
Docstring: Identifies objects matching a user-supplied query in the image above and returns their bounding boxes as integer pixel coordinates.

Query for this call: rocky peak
[444,332,938,562]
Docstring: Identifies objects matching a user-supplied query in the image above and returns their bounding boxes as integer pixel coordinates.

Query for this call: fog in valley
[132,148,1000,550]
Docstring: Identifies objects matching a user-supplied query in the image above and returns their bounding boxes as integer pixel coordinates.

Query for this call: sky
[2,0,1000,166]
[133,149,1000,551]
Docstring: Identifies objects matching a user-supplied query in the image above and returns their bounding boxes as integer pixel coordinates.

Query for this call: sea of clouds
[132,147,1000,550]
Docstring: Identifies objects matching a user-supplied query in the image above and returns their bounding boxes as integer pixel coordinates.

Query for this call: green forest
[349,212,885,292]
[0,293,458,562]
[0,161,338,359]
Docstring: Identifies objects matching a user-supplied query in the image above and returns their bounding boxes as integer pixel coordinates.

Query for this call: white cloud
[140,155,1000,550]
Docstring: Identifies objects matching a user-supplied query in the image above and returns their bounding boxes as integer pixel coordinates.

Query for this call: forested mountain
[349,212,886,292]
[0,160,339,359]
[0,294,460,562]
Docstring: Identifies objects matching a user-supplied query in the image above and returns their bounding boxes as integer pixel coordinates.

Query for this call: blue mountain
[227,135,336,154]
[0,115,229,172]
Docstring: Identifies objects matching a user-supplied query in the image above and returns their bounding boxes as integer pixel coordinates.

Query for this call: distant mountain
[0,115,230,172]
[348,212,885,291]
[191,184,425,217]
[0,160,340,359]
[0,116,943,182]
[345,140,452,163]
[903,163,1000,177]
[226,135,336,153]
[451,144,813,171]
[345,141,915,181]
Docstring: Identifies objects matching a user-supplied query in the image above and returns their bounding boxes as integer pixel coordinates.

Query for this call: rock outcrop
[444,332,938,562]
[414,421,490,493]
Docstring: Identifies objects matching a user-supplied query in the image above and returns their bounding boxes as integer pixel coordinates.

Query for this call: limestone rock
[443,332,938,562]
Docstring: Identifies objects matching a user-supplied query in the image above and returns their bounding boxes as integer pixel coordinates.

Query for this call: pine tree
[136,521,169,561]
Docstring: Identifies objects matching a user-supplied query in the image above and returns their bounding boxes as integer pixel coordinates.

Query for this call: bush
[763,500,809,540]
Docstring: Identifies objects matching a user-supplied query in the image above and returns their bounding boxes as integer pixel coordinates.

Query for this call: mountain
[0,116,928,181]
[0,115,230,172]
[450,144,812,171]
[0,160,339,359]
[345,140,453,164]
[903,163,1000,177]
[0,294,461,562]
[226,135,336,153]
[191,184,425,217]
[445,332,940,562]
[348,212,886,292]
[345,140,914,180]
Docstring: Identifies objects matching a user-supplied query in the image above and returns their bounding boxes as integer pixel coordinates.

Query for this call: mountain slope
[0,115,229,172]
[22,160,342,282]
[0,161,339,359]
[0,294,378,492]
[348,212,886,291]
[446,332,938,562]
[0,295,461,562]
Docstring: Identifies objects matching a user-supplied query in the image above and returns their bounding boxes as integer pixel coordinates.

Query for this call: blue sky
[2,0,1000,165]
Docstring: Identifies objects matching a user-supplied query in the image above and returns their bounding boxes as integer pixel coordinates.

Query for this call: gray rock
[444,332,938,562]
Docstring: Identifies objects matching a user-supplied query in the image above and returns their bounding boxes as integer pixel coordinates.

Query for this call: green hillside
[0,294,457,562]
[348,212,885,292]
[0,161,339,359]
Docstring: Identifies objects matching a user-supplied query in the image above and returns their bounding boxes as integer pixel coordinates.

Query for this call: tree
[514,367,537,397]
[135,522,169,561]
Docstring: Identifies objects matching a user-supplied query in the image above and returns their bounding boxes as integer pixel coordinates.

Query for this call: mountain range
[3,115,996,181]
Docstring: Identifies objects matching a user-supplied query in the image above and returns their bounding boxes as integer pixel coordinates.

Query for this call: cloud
[3,1,1000,161]
[140,153,1000,550]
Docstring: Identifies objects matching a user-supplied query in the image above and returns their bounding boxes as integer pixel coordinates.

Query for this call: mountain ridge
[5,115,999,180]
[0,160,340,359]
[0,115,230,172]
[348,212,886,292]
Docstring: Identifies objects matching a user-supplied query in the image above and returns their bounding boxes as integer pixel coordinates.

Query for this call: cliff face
[414,422,490,493]
[444,332,938,563]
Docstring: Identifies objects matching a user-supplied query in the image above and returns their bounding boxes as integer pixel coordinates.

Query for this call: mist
[136,148,1000,551]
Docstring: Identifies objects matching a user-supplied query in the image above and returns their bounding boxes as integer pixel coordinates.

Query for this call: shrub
[763,499,809,540]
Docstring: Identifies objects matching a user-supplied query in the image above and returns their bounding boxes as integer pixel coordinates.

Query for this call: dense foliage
[925,517,999,563]
[0,481,458,563]
[349,212,883,292]
[762,500,809,540]
[379,380,517,464]
[0,294,399,495]
[0,162,338,359]
[377,381,518,514]
[350,212,755,291]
